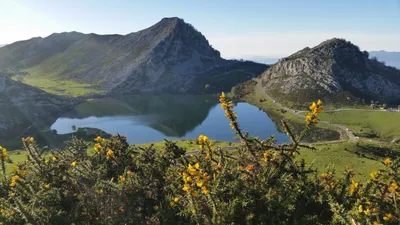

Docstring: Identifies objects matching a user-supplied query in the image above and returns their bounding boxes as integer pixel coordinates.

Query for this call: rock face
[260,38,400,104]
[0,17,240,94]
[0,75,72,135]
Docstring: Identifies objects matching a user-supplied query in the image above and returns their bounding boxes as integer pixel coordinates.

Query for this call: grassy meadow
[317,110,400,141]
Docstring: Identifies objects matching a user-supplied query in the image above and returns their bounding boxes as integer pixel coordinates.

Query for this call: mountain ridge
[0,17,263,95]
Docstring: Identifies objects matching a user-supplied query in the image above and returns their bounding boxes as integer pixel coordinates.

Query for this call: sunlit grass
[13,74,101,97]
[317,110,400,141]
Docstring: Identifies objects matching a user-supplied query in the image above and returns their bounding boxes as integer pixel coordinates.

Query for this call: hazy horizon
[1,0,399,59]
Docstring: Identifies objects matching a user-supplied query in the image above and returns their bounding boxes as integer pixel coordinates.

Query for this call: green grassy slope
[317,110,400,141]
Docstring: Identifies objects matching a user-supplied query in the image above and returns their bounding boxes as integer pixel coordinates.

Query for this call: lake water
[51,95,289,144]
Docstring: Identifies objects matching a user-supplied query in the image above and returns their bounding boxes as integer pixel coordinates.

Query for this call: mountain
[0,74,72,138]
[369,51,400,69]
[0,44,5,48]
[0,17,265,95]
[245,56,280,65]
[260,38,400,107]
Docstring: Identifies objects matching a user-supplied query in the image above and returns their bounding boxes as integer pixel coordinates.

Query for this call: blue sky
[1,0,399,58]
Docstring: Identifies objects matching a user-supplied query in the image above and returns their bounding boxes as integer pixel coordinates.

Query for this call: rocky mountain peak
[261,38,400,105]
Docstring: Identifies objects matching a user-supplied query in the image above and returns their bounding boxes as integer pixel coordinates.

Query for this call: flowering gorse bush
[0,93,398,224]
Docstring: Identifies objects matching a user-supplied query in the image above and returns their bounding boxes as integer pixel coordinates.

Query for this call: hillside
[0,17,265,95]
[369,50,400,69]
[0,74,72,140]
[260,38,400,108]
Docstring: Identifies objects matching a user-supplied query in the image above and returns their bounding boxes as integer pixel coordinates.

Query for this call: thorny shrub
[0,93,398,225]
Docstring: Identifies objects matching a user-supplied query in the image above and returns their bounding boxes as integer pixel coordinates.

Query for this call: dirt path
[256,79,358,142]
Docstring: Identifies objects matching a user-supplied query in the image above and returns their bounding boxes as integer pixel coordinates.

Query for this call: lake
[51,95,289,144]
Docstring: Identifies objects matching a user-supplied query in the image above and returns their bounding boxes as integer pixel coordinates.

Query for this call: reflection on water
[51,95,289,143]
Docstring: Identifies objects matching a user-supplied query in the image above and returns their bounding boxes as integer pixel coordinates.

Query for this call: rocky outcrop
[260,38,400,104]
[0,75,72,135]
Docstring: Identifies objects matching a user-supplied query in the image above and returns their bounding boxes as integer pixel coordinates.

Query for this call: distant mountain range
[369,51,400,69]
[244,57,280,65]
[260,38,400,107]
[0,17,265,94]
[0,44,5,48]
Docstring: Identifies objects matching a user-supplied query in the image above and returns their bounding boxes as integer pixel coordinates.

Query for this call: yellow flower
[245,164,254,172]
[71,161,77,167]
[0,146,9,161]
[95,136,102,142]
[119,175,126,182]
[314,107,323,114]
[349,180,359,195]
[358,205,363,213]
[370,171,378,179]
[383,158,392,166]
[194,163,200,169]
[196,181,203,188]
[320,173,329,180]
[198,135,205,143]
[201,186,209,195]
[130,153,135,158]
[309,102,317,111]
[170,201,175,207]
[18,170,26,176]
[29,137,35,143]
[106,149,115,160]
[45,159,49,164]
[97,189,103,195]
[186,176,192,182]
[173,197,179,203]
[205,151,210,160]
[306,113,314,125]
[10,175,20,187]
[52,156,57,161]
[44,184,51,189]
[94,143,103,154]
[191,209,196,214]
[187,164,197,175]
[389,181,398,192]
[373,221,379,225]
[364,208,370,216]
[317,99,323,106]
[383,213,392,221]
[182,184,190,192]
[202,135,208,143]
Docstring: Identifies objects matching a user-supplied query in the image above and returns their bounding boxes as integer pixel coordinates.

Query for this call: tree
[382,103,387,109]
[397,105,400,110]
[370,100,374,104]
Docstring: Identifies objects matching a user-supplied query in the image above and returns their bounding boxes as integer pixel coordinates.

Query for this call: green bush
[0,95,398,224]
